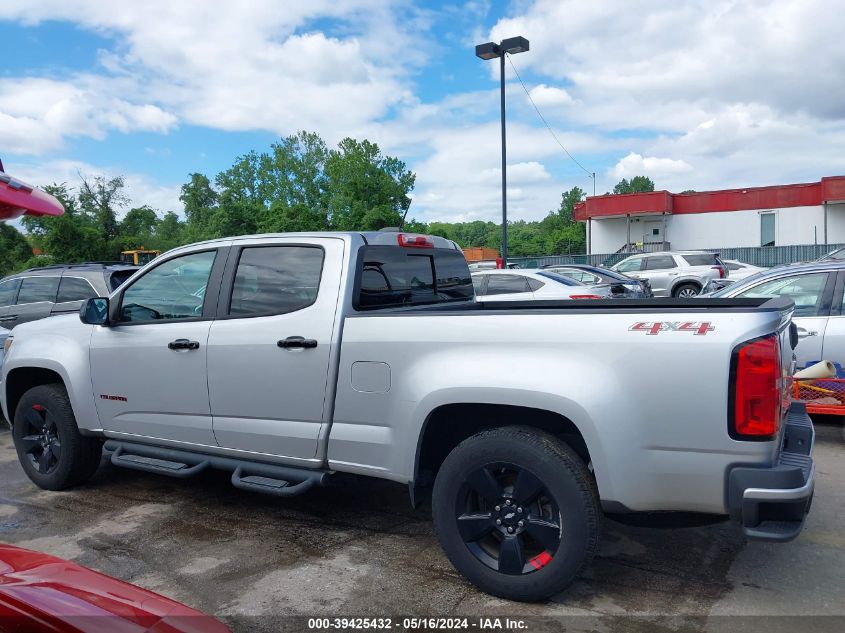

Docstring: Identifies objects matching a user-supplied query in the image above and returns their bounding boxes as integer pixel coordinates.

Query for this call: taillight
[570,294,604,300]
[397,233,434,248]
[712,265,725,279]
[730,334,781,440]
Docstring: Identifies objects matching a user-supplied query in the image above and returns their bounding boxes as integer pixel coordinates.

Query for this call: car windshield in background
[356,246,473,310]
[711,270,770,296]
[682,253,721,266]
[537,271,583,286]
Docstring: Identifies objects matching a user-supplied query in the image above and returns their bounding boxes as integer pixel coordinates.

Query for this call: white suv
[612,251,728,297]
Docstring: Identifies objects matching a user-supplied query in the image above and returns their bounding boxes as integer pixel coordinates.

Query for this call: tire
[673,282,700,298]
[12,384,103,491]
[432,426,600,602]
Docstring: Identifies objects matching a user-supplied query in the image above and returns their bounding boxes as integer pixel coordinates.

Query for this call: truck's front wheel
[12,384,103,491]
[432,426,600,601]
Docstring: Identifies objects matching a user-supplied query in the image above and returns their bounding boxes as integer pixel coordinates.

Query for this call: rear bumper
[727,402,815,542]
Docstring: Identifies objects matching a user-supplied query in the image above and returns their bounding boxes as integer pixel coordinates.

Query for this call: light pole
[475,36,529,268]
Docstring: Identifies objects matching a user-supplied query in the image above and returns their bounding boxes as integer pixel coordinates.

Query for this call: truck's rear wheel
[432,426,600,601]
[12,384,103,491]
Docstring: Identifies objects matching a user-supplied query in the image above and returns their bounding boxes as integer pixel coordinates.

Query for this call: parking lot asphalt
[1,422,843,633]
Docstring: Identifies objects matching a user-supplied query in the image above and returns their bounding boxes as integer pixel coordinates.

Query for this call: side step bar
[104,440,330,498]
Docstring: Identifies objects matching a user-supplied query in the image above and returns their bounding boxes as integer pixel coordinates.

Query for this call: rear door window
[484,275,531,295]
[356,247,473,309]
[57,277,97,303]
[644,255,677,270]
[736,272,830,317]
[616,258,643,273]
[16,277,60,304]
[229,246,324,317]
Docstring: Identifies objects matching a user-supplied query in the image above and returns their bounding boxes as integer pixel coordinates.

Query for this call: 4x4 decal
[629,321,714,335]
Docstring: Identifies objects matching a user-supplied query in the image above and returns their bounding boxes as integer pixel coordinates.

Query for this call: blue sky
[2,0,844,224]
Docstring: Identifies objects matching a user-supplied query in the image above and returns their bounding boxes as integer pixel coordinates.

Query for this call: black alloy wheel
[456,463,561,575]
[18,404,62,475]
[13,383,103,490]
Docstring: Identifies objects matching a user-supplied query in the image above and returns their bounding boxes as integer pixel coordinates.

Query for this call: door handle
[277,336,318,349]
[796,328,818,339]
[0,316,14,322]
[168,339,200,350]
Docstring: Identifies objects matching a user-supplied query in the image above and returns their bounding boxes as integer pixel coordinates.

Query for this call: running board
[104,440,330,498]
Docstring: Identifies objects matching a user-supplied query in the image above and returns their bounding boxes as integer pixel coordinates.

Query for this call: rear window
[108,270,137,291]
[682,253,721,266]
[355,246,473,310]
[537,271,581,286]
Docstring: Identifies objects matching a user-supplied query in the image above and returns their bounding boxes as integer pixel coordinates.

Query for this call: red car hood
[0,169,64,220]
[0,544,230,633]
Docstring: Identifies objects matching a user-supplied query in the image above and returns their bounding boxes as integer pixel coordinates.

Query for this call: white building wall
[590,205,829,253]
[826,203,845,243]
[591,217,630,253]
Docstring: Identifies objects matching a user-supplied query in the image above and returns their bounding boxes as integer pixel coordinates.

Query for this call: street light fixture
[475,36,529,268]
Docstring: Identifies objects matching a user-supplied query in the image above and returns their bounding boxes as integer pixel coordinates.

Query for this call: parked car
[707,260,767,292]
[472,269,612,301]
[0,326,7,372]
[0,262,139,330]
[468,260,498,271]
[541,264,653,298]
[468,260,519,271]
[1,231,814,602]
[611,251,728,297]
[0,543,230,632]
[711,260,845,368]
[816,246,845,262]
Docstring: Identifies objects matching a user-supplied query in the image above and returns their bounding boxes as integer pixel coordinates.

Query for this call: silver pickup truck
[0,232,815,601]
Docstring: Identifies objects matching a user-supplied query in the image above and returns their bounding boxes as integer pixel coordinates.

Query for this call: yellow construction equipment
[120,248,160,266]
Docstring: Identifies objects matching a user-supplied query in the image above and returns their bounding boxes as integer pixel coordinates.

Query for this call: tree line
[0,129,656,277]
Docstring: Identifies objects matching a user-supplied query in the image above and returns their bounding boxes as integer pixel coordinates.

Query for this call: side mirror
[80,297,110,326]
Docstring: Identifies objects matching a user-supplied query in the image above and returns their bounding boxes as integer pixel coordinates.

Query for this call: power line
[506,54,594,179]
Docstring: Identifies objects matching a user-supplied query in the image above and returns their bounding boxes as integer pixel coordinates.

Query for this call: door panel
[207,237,344,460]
[641,255,678,296]
[792,316,827,368]
[90,249,222,444]
[91,321,216,443]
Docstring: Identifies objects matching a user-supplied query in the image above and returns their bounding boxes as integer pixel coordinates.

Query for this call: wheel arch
[4,366,66,426]
[670,277,703,296]
[412,402,602,506]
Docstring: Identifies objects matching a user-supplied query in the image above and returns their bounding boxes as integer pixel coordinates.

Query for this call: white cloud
[485,0,845,197]
[0,77,177,154]
[611,152,692,181]
[0,1,422,149]
[528,84,573,108]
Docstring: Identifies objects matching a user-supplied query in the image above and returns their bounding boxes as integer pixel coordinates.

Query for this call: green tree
[78,174,128,245]
[155,212,184,250]
[324,138,415,231]
[612,176,655,194]
[120,206,159,245]
[180,173,218,241]
[0,224,32,277]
